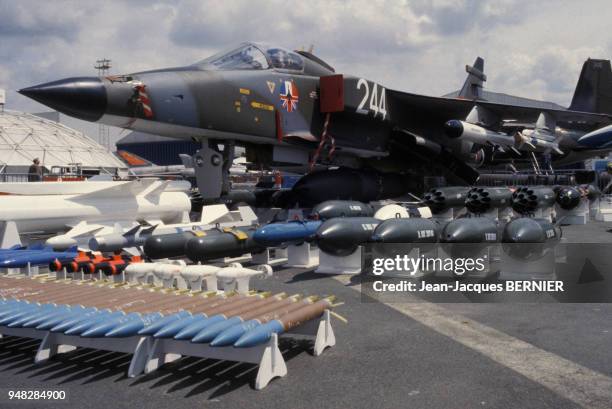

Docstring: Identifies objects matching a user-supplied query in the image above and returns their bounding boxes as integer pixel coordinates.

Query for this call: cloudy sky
[0,0,610,144]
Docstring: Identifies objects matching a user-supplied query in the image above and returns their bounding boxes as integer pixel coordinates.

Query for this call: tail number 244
[356,78,387,120]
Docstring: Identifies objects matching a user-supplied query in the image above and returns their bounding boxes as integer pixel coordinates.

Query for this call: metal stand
[286,243,319,268]
[556,200,589,225]
[431,208,455,222]
[143,309,335,390]
[316,247,362,275]
[251,248,288,267]
[34,332,151,377]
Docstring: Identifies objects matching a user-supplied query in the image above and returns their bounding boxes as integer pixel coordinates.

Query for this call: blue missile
[234,321,284,348]
[0,246,78,268]
[191,317,243,343]
[81,313,158,338]
[253,220,322,246]
[209,319,262,347]
[153,314,209,338]
[137,311,191,336]
[105,312,175,338]
[173,315,227,340]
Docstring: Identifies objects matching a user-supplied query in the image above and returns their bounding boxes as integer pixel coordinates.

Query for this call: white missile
[445,120,516,152]
[0,179,191,249]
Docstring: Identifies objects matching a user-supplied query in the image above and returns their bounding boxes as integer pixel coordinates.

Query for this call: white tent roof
[0,110,125,169]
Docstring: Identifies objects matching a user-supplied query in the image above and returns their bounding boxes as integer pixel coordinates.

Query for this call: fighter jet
[19,42,612,200]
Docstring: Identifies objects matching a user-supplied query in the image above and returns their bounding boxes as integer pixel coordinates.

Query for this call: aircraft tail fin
[569,58,612,114]
[458,57,486,100]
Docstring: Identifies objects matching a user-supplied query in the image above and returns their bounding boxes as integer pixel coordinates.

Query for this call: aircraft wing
[386,90,612,132]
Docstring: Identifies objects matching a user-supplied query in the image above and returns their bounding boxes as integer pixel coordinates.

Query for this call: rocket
[422,187,470,214]
[209,296,316,346]
[189,294,296,343]
[152,294,270,338]
[465,187,513,214]
[234,297,335,348]
[511,186,556,214]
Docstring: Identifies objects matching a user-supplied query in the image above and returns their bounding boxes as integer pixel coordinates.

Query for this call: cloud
[0,0,609,140]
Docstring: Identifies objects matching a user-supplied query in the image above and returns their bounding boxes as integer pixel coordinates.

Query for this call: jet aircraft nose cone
[19,77,107,122]
[444,120,464,138]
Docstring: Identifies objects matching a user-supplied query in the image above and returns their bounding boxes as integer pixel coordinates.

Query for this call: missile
[289,168,413,207]
[310,200,374,220]
[423,187,470,214]
[441,217,498,243]
[234,297,335,348]
[555,186,582,210]
[315,217,380,256]
[253,220,321,247]
[0,248,78,269]
[0,179,191,238]
[465,187,513,214]
[184,229,265,263]
[511,186,556,214]
[444,120,517,151]
[502,217,559,260]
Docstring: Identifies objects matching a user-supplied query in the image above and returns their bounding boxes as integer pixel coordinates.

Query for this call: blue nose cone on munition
[36,307,96,330]
[80,313,140,338]
[50,310,111,333]
[154,314,207,338]
[234,320,285,348]
[253,220,322,246]
[173,315,226,340]
[137,311,191,335]
[209,319,261,347]
[104,313,164,338]
[63,311,124,335]
[0,304,55,325]
[18,305,74,328]
[191,316,243,343]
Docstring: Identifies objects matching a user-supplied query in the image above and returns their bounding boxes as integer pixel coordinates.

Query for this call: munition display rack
[0,275,338,390]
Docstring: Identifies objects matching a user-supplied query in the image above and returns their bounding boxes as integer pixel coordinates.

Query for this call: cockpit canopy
[194,42,333,76]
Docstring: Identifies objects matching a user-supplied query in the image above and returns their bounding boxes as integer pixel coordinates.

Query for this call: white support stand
[34,332,152,377]
[595,195,612,222]
[251,248,288,267]
[286,243,319,268]
[316,247,362,275]
[555,200,589,225]
[144,310,335,390]
[498,249,556,281]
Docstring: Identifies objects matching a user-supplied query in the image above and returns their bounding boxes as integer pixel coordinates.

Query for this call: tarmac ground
[0,221,611,409]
